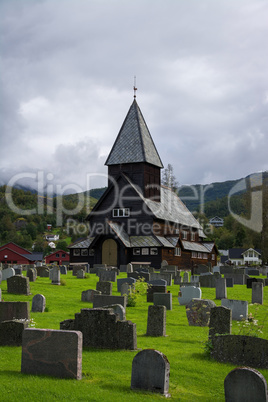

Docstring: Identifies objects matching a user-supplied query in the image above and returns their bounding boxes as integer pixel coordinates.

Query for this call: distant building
[47,224,52,231]
[45,250,69,265]
[220,247,262,266]
[0,242,43,264]
[45,234,59,241]
[209,216,224,228]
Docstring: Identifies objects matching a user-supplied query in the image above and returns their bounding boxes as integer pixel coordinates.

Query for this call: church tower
[105,99,163,202]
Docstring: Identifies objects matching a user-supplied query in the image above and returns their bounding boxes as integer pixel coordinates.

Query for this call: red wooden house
[69,98,218,269]
[0,242,43,264]
[45,250,70,265]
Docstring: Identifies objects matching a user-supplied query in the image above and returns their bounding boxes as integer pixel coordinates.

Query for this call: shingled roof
[105,99,163,168]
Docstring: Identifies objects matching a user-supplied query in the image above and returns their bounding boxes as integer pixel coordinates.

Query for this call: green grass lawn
[0,271,268,401]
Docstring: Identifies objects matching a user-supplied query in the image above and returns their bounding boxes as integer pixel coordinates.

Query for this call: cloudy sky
[1,0,268,194]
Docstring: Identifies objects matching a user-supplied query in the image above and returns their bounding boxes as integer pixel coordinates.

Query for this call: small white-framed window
[112,208,130,217]
[141,248,149,255]
[133,248,140,255]
[150,248,158,255]
[192,251,197,258]
[174,247,181,256]
[198,252,202,259]
[203,253,208,259]
[182,230,187,240]
[212,254,215,260]
[81,249,88,256]
[73,249,80,256]
[191,232,195,241]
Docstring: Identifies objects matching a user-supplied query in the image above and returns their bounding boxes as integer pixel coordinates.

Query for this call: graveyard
[0,267,268,401]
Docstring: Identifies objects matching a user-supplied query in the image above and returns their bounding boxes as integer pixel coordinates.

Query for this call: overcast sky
[1,0,268,194]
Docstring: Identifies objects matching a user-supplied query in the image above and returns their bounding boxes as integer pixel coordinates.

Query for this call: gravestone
[220,266,234,274]
[13,266,22,275]
[153,293,172,310]
[161,260,168,267]
[209,306,232,339]
[215,278,227,299]
[93,295,127,310]
[221,299,248,321]
[212,335,268,368]
[99,270,117,282]
[102,304,126,320]
[190,275,200,285]
[2,267,15,281]
[183,271,189,283]
[199,274,217,288]
[246,268,260,276]
[72,265,86,276]
[60,308,136,350]
[31,294,46,313]
[117,277,136,292]
[7,275,30,295]
[224,273,245,285]
[147,285,166,302]
[27,268,37,282]
[226,277,234,287]
[77,269,85,279]
[174,274,182,284]
[146,305,166,337]
[127,263,133,273]
[21,328,82,379]
[51,266,60,285]
[60,265,67,275]
[81,289,101,302]
[39,267,50,278]
[96,281,112,295]
[148,279,167,286]
[131,349,170,396]
[178,286,202,305]
[0,319,28,346]
[247,277,258,288]
[224,367,268,402]
[150,272,172,286]
[0,301,30,323]
[186,299,216,326]
[252,282,263,304]
[128,271,150,282]
[121,282,132,296]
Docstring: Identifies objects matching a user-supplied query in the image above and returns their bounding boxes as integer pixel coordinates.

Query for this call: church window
[113,208,130,217]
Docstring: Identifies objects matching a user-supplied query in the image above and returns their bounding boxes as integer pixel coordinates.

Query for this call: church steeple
[106,100,163,202]
[105,100,163,168]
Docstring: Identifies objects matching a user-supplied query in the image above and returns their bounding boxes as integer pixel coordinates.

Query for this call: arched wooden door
[102,239,118,266]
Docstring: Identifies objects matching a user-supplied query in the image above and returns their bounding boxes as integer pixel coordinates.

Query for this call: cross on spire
[133,76,137,98]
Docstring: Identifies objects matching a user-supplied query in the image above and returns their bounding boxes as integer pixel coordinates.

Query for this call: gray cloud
[1,0,267,192]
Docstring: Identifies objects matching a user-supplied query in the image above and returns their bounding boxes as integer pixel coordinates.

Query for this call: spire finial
[133,76,137,98]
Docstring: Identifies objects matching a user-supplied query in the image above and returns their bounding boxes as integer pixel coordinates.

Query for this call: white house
[209,216,224,228]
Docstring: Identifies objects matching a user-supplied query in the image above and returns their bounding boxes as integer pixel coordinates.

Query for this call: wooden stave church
[69,98,218,269]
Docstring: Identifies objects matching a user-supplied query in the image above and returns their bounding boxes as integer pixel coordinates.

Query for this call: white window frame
[133,248,140,255]
[150,248,158,255]
[198,252,202,259]
[112,208,130,217]
[174,247,181,256]
[212,254,215,260]
[192,251,197,258]
[73,249,80,256]
[191,232,195,241]
[182,230,188,240]
[141,248,149,255]
[203,253,208,259]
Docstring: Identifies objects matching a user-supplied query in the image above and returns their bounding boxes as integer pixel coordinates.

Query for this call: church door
[102,239,118,266]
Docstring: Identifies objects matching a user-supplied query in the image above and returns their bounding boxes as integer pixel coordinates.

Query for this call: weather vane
[133,76,137,98]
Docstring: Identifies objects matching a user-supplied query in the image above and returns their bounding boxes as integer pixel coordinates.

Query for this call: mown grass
[0,271,268,401]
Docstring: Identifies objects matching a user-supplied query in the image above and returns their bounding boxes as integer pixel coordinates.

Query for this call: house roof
[105,99,163,168]
[182,240,210,253]
[45,250,70,258]
[123,174,205,234]
[68,237,95,249]
[228,248,262,259]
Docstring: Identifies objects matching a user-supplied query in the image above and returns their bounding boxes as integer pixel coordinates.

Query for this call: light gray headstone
[121,282,132,296]
[103,304,126,320]
[117,277,136,292]
[77,269,85,279]
[81,289,101,302]
[51,266,60,285]
[32,294,46,312]
[131,349,170,396]
[183,271,189,283]
[178,286,202,305]
[224,367,268,402]
[221,299,248,321]
[2,268,15,281]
